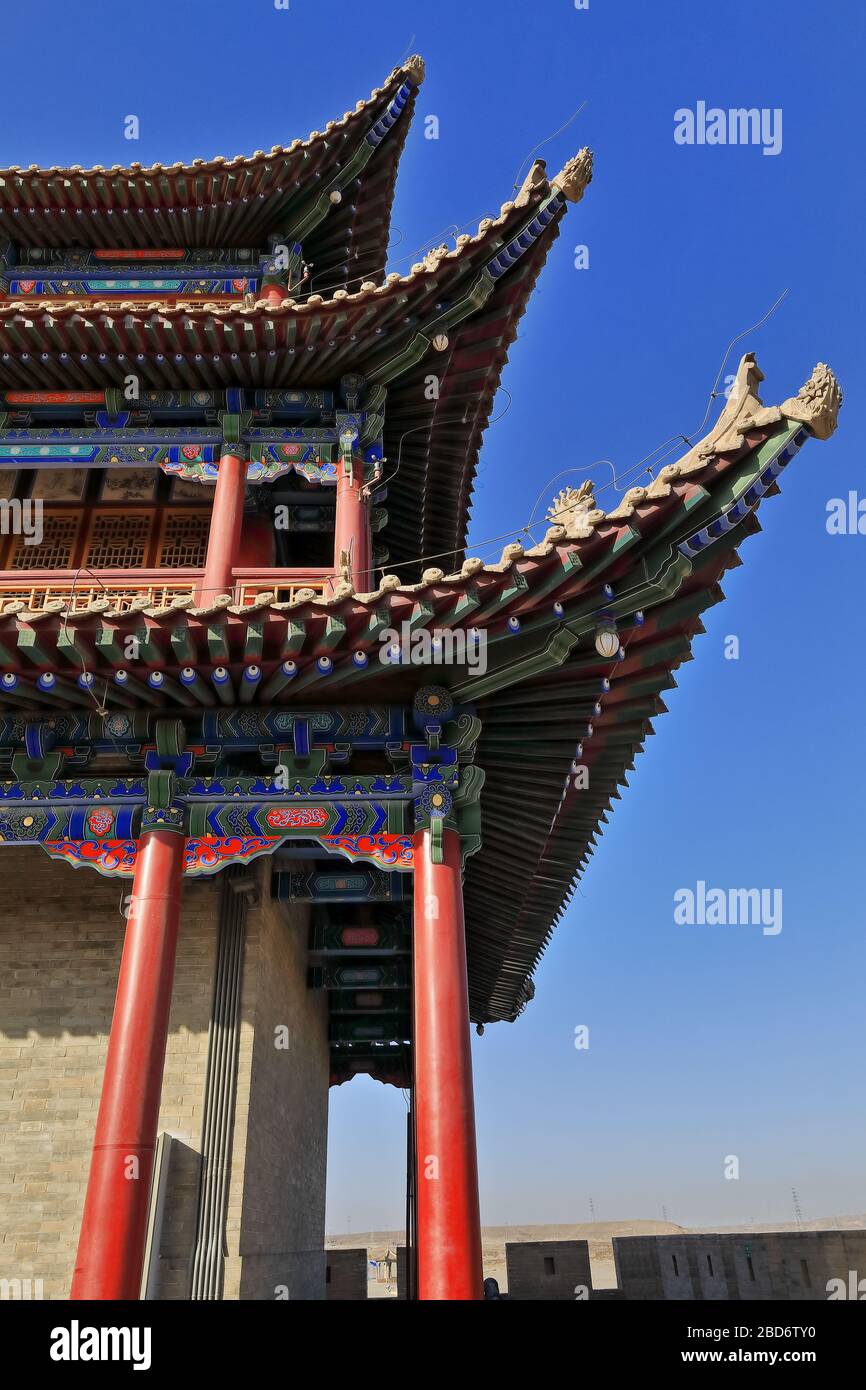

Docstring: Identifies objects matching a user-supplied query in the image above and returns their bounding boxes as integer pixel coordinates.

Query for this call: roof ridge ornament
[711,352,842,449]
[780,362,843,441]
[546,480,597,528]
[639,352,842,504]
[515,161,551,202]
[400,54,426,87]
[550,147,594,204]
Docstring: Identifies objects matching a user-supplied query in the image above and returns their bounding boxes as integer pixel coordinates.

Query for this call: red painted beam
[413,827,483,1300]
[70,831,185,1300]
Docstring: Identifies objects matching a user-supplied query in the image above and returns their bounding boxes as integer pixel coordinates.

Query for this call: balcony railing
[0,295,255,310]
[232,568,334,608]
[0,568,335,614]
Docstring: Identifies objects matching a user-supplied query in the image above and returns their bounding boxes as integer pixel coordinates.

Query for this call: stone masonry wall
[222,860,330,1301]
[0,847,218,1299]
[325,1247,368,1300]
[505,1240,593,1300]
[614,1232,866,1301]
[0,847,330,1302]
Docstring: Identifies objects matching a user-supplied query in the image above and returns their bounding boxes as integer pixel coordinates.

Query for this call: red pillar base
[413,828,483,1300]
[70,831,185,1300]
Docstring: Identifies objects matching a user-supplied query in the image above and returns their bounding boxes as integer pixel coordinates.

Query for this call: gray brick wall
[0,849,218,1299]
[614,1232,866,1301]
[325,1248,368,1300]
[0,848,329,1302]
[505,1241,592,1300]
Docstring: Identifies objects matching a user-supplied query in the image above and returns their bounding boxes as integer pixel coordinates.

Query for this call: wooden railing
[231,568,334,607]
[0,568,336,614]
[0,570,201,614]
[0,296,268,311]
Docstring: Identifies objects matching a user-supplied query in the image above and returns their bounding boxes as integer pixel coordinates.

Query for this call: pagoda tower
[0,59,841,1301]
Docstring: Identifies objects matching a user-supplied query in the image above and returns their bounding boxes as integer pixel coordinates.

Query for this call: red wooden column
[199,451,246,602]
[70,831,185,1300]
[412,827,483,1300]
[333,452,371,590]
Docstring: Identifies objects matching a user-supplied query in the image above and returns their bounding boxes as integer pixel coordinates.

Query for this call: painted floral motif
[264,807,329,829]
[87,809,114,837]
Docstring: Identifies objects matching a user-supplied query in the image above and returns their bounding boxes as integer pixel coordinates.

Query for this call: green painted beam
[170,623,197,665]
[16,627,53,668]
[55,626,88,671]
[280,620,306,658]
[453,626,582,702]
[356,605,392,644]
[207,625,230,663]
[129,625,161,664]
[95,624,126,665]
[319,616,347,654]
[243,621,265,663]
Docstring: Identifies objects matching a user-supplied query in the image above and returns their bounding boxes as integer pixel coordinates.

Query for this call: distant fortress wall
[505,1240,593,1300]
[614,1231,866,1301]
[388,1231,866,1300]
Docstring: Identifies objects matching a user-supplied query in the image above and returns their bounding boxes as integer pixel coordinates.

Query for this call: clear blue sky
[6,0,862,1234]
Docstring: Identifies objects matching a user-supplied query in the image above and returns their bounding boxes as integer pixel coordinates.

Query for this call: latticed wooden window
[157,509,210,568]
[85,511,153,569]
[7,511,82,569]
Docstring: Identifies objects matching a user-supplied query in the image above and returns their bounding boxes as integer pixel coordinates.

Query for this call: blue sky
[6,0,862,1235]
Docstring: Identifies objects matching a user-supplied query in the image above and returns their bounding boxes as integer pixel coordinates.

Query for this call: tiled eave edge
[0,152,588,327]
[0,152,592,567]
[0,59,424,278]
[463,355,843,1021]
[0,353,841,644]
[0,57,425,188]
